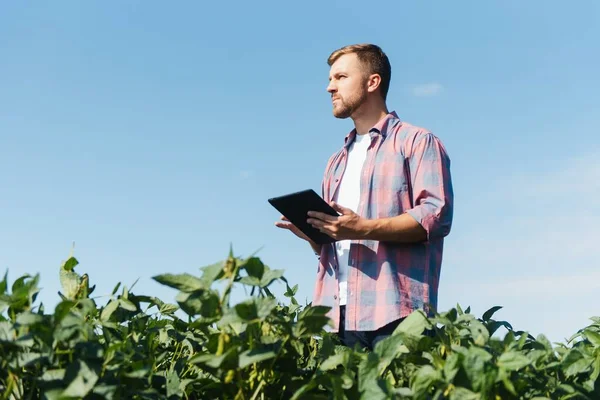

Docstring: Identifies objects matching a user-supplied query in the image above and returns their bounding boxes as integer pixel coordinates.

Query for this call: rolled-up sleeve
[405,132,454,241]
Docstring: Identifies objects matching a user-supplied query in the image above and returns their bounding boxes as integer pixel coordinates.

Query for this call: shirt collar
[343,111,401,146]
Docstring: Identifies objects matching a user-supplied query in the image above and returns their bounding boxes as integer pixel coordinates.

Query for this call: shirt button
[333,295,337,300]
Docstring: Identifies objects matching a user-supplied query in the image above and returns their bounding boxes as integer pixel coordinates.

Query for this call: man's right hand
[275,216,322,255]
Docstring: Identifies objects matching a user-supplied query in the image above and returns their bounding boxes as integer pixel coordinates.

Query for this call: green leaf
[100,300,119,321]
[320,352,347,371]
[469,320,490,346]
[498,351,531,371]
[393,309,432,336]
[449,387,479,400]
[61,360,99,398]
[260,268,285,288]
[176,290,220,318]
[463,347,493,391]
[119,298,137,312]
[200,261,226,286]
[411,365,441,396]
[294,305,332,337]
[40,369,66,382]
[374,333,410,371]
[166,370,183,397]
[159,303,179,314]
[238,347,277,368]
[0,270,7,294]
[444,352,460,381]
[284,283,299,298]
[482,306,503,321]
[62,256,79,272]
[241,257,265,279]
[234,298,276,321]
[16,311,44,325]
[111,282,121,295]
[152,273,206,292]
[562,349,593,377]
[583,329,600,347]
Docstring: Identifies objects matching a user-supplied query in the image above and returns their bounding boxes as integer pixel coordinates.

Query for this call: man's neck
[352,102,389,135]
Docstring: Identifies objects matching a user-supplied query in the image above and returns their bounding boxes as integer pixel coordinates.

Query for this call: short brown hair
[327,44,392,100]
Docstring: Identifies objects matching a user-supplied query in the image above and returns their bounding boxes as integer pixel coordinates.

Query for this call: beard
[332,89,367,119]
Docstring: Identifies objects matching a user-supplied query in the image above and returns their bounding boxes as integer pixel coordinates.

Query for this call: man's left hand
[307,202,370,240]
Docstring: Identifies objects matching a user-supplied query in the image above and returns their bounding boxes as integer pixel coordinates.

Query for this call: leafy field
[1,248,599,399]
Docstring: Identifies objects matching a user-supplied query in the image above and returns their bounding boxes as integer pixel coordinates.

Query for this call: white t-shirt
[333,133,371,306]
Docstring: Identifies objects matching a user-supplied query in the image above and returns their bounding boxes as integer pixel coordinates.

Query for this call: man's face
[327,53,369,119]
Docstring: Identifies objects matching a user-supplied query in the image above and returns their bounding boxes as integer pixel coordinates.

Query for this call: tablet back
[268,189,338,245]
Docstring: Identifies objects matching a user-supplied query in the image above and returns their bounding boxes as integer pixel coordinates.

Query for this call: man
[276,44,453,350]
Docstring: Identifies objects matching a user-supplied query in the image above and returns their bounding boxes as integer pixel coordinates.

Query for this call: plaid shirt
[313,111,454,332]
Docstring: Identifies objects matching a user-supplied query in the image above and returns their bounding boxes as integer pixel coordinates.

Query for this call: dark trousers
[336,305,404,351]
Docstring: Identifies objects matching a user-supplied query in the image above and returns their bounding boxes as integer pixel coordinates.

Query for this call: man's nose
[327,82,336,93]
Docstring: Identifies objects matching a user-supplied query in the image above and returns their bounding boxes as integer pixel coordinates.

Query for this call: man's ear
[366,73,382,94]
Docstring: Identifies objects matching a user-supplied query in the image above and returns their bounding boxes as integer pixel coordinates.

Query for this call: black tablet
[268,189,340,244]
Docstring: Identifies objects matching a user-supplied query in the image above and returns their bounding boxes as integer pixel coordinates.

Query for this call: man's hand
[275,215,311,242]
[307,202,370,241]
[275,216,322,255]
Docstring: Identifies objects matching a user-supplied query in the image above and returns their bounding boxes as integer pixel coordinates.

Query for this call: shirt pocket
[373,153,410,217]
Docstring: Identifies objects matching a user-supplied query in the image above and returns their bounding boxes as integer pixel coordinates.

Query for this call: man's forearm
[362,213,427,243]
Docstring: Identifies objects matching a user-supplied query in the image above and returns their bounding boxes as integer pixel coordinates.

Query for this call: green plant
[0,247,598,399]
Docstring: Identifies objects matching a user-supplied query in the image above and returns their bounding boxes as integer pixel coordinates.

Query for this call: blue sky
[1,1,599,343]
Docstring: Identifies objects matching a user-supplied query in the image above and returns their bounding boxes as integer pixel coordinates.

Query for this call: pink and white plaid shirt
[313,111,454,332]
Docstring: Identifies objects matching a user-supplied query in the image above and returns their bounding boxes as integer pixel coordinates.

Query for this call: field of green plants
[1,248,599,399]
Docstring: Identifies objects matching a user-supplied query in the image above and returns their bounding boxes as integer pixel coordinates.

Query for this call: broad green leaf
[536,334,552,350]
[40,369,66,381]
[374,333,409,370]
[591,356,600,381]
[393,309,432,336]
[294,305,332,337]
[319,352,347,371]
[358,352,381,393]
[482,306,503,321]
[238,347,277,368]
[239,276,261,286]
[62,256,79,272]
[16,311,44,325]
[159,303,179,314]
[260,269,285,288]
[166,370,183,397]
[562,349,593,377]
[449,387,479,400]
[200,261,226,286]
[444,352,460,381]
[61,360,99,398]
[463,347,493,391]
[119,298,137,312]
[176,290,220,318]
[411,365,441,396]
[498,351,531,371]
[468,320,489,346]
[100,300,119,321]
[241,257,265,279]
[583,329,600,347]
[234,298,276,321]
[152,273,206,292]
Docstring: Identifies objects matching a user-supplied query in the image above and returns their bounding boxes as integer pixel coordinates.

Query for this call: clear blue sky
[1,1,599,343]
